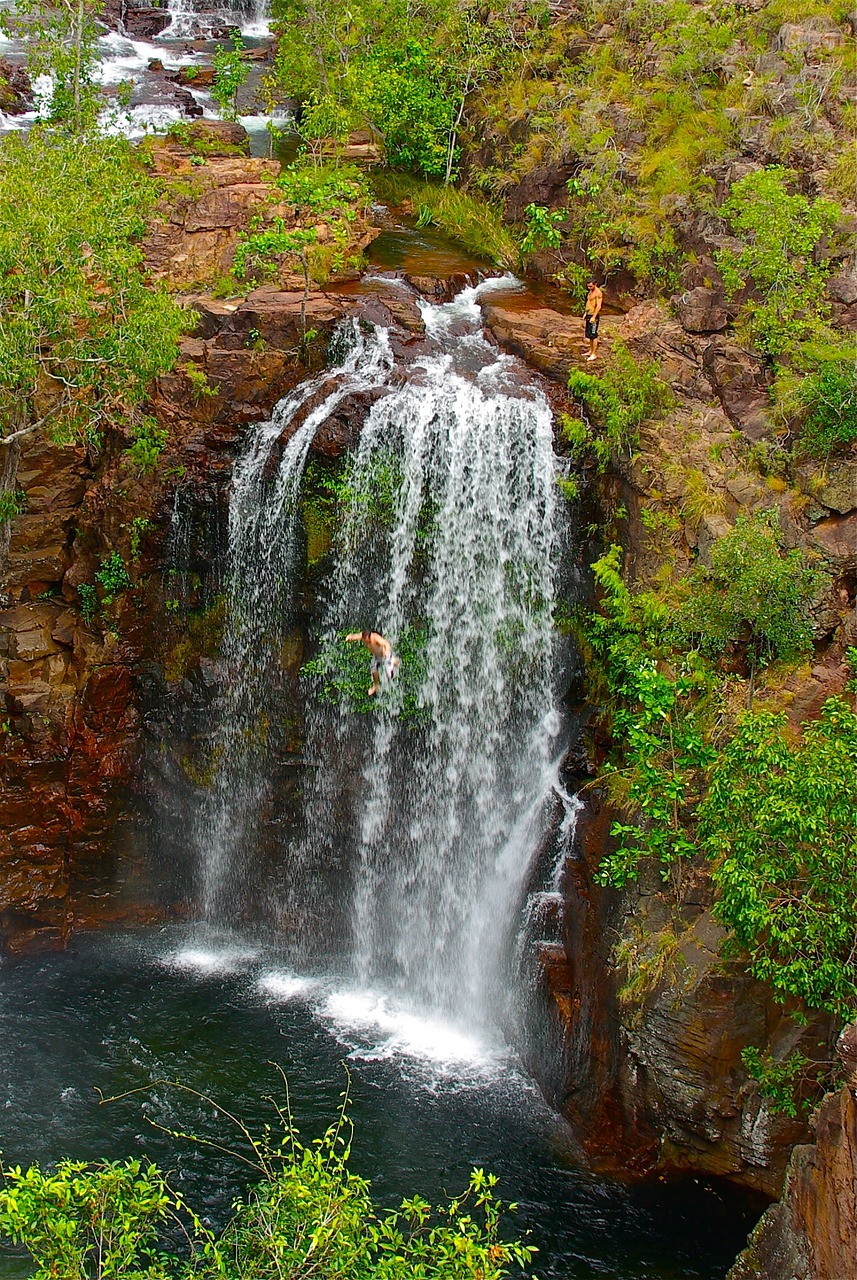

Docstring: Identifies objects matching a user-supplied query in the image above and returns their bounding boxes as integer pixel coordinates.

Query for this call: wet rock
[480,300,605,382]
[186,119,251,153]
[122,6,172,39]
[166,64,216,89]
[727,1023,857,1280]
[0,58,32,114]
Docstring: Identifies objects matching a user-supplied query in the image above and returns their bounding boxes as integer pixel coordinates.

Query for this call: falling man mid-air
[345,629,401,697]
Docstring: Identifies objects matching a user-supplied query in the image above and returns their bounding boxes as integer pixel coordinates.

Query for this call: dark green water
[0,928,761,1279]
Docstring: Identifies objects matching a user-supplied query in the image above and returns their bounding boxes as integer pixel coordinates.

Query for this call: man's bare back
[345,629,400,696]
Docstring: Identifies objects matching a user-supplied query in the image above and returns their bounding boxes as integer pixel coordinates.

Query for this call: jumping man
[345,629,400,697]
[583,280,603,362]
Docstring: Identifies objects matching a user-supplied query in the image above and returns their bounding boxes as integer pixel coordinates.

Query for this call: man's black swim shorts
[585,315,600,340]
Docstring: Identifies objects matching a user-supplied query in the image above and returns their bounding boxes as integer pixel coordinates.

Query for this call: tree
[716,167,840,359]
[211,31,250,123]
[0,131,186,453]
[675,509,825,670]
[267,0,531,179]
[700,697,857,1020]
[1,0,102,135]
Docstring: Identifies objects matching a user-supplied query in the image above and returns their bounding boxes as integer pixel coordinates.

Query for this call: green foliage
[0,489,26,522]
[278,163,369,216]
[790,358,857,458]
[127,415,169,473]
[301,626,429,721]
[613,924,687,1015]
[184,362,217,403]
[1,1092,534,1279]
[520,203,564,254]
[234,164,371,289]
[0,1157,175,1279]
[362,39,456,177]
[211,31,250,122]
[371,172,518,268]
[5,0,102,134]
[587,545,716,888]
[675,509,824,667]
[128,517,153,561]
[0,130,186,449]
[716,168,840,359]
[95,551,132,606]
[701,698,857,1020]
[565,345,673,468]
[77,582,98,622]
[741,1047,823,1119]
[269,0,531,179]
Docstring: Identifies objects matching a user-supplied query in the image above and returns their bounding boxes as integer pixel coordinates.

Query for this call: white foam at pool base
[164,944,261,973]
[256,971,508,1078]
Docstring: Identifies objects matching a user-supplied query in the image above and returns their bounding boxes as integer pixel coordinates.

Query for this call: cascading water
[195,280,566,1035]
[190,323,394,923]
[163,0,269,39]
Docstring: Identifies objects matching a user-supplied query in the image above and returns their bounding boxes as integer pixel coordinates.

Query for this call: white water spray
[194,282,566,1037]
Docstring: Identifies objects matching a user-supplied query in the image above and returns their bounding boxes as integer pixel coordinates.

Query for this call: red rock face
[727,1025,857,1280]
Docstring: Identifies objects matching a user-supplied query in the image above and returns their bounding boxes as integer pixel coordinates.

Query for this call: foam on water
[316,988,507,1077]
[256,972,318,1002]
[162,944,261,974]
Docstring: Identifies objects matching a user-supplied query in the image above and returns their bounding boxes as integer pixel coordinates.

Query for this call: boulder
[775,21,844,55]
[123,7,171,39]
[166,65,216,89]
[827,262,857,306]
[0,58,32,114]
[672,286,730,334]
[702,338,774,440]
[186,119,250,154]
[816,461,857,516]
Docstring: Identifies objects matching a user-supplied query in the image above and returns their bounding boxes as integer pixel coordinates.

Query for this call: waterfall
[191,322,394,923]
[162,0,269,40]
[194,282,565,1035]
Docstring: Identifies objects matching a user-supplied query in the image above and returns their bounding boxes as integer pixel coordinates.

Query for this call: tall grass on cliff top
[371,172,520,270]
[0,1079,535,1279]
[0,129,186,453]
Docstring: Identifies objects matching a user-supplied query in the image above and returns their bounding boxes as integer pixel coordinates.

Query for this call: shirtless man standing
[345,629,400,697]
[583,280,603,362]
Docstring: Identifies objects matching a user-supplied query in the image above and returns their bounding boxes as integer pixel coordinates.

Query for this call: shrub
[586,545,716,888]
[701,697,857,1020]
[0,489,26,523]
[126,415,169,473]
[95,551,132,606]
[0,131,186,451]
[716,167,840,359]
[566,345,673,467]
[0,1093,534,1280]
[675,509,825,667]
[211,31,249,122]
[792,359,857,458]
[0,1158,175,1279]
